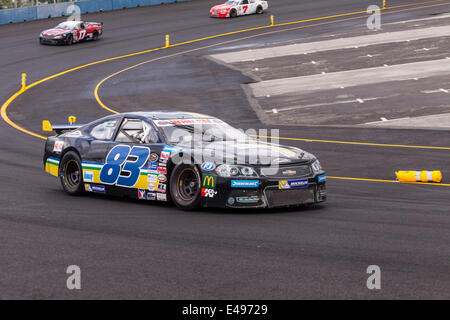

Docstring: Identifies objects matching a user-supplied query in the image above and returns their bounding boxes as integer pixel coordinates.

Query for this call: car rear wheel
[65,34,73,45]
[256,6,263,14]
[230,9,237,18]
[92,31,99,41]
[59,151,84,196]
[170,164,201,210]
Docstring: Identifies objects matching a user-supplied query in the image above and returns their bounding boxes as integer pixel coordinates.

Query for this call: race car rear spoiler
[42,119,83,135]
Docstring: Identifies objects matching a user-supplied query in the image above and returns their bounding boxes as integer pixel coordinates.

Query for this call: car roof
[57,21,82,27]
[120,111,216,120]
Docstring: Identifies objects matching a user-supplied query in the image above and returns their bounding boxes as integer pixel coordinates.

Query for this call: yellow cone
[395,171,442,183]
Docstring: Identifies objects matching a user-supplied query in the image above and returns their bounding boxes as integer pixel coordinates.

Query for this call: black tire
[39,38,44,45]
[65,34,73,45]
[170,163,201,210]
[59,151,84,196]
[92,31,99,41]
[229,9,237,18]
[256,6,263,14]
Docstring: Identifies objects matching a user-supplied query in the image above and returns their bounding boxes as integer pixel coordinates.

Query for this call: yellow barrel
[395,171,442,183]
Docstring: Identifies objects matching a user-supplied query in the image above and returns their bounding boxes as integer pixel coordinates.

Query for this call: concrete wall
[0,0,188,24]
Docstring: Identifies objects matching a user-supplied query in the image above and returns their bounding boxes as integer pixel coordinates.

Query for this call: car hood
[42,28,70,36]
[211,4,233,10]
[177,140,315,166]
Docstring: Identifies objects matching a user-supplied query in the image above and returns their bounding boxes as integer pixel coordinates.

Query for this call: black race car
[43,111,327,210]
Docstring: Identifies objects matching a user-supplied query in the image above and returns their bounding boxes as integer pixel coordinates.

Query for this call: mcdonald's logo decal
[202,174,217,188]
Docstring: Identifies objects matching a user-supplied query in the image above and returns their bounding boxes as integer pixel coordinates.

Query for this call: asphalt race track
[1,0,450,299]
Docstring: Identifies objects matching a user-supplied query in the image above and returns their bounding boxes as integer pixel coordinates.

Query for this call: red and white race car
[39,20,103,45]
[210,0,268,18]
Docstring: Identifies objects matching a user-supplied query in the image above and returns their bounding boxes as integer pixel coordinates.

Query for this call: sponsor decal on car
[159,160,167,166]
[53,140,64,153]
[318,174,327,183]
[65,130,82,137]
[105,120,117,127]
[201,188,217,198]
[157,183,167,193]
[236,196,260,203]
[157,166,167,174]
[279,179,308,189]
[150,153,159,162]
[83,171,94,182]
[160,151,170,160]
[85,184,105,193]
[231,180,260,188]
[154,119,225,127]
[157,193,167,201]
[147,192,156,201]
[147,183,158,192]
[147,173,158,182]
[149,163,158,171]
[282,169,296,176]
[138,189,146,200]
[158,174,167,183]
[201,162,216,171]
[163,145,180,152]
[202,174,217,188]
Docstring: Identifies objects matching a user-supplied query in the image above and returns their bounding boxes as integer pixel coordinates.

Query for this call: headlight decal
[215,164,258,178]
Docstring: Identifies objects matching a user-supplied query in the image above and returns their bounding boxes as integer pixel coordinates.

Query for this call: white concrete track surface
[248,58,450,97]
[211,25,450,63]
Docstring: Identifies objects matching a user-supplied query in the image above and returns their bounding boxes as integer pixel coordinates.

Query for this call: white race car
[210,0,269,18]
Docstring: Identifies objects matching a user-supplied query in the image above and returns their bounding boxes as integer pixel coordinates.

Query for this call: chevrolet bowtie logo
[282,170,296,176]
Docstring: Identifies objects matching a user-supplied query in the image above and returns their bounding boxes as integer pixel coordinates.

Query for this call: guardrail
[0,0,189,25]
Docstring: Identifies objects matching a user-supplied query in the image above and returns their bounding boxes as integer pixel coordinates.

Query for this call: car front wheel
[170,164,201,210]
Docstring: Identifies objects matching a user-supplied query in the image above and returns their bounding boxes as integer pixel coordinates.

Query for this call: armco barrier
[76,0,113,14]
[36,2,72,20]
[0,0,188,25]
[0,6,36,24]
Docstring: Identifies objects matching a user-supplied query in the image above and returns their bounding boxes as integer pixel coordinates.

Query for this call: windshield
[55,22,77,30]
[225,1,239,5]
[154,119,252,144]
